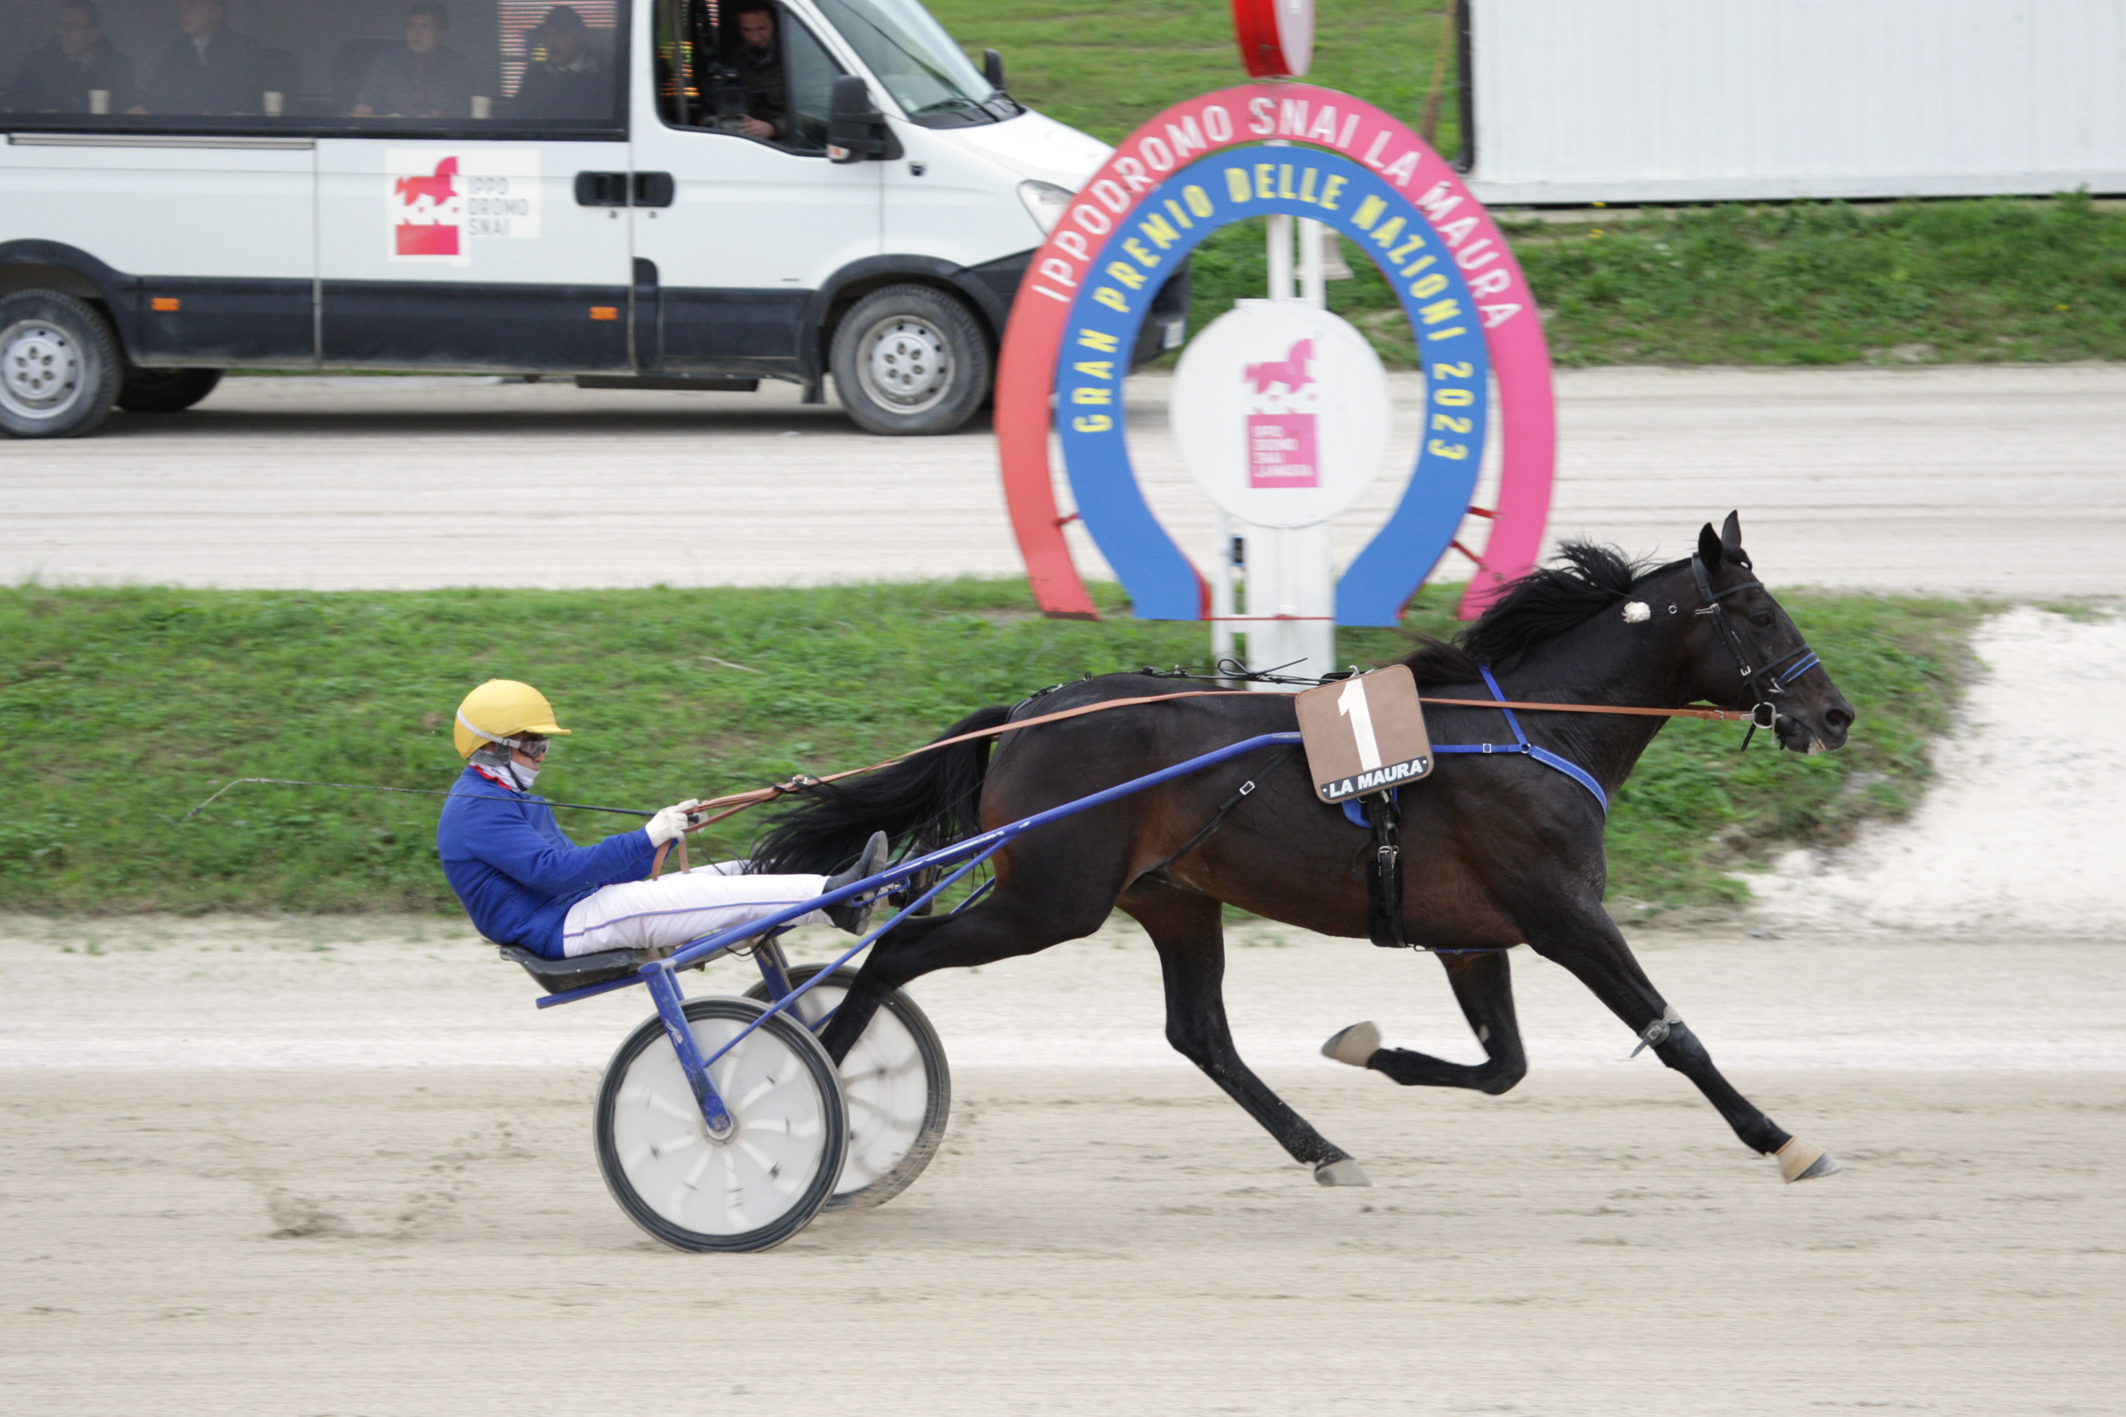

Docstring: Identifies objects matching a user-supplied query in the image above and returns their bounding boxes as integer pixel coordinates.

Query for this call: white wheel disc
[0,319,84,422]
[782,981,933,1196]
[601,998,844,1249]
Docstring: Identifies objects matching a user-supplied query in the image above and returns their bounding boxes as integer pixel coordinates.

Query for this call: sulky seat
[498,942,668,995]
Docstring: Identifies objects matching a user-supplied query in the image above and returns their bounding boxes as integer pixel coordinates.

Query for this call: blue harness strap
[1345,665,1608,818]
[1336,666,1609,822]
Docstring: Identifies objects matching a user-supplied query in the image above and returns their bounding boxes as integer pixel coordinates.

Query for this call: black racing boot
[823,831,891,935]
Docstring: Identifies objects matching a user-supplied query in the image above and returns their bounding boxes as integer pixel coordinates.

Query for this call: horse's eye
[1749,612,1774,628]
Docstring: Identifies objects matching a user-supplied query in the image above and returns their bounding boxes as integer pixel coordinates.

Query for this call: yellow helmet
[453,679,572,758]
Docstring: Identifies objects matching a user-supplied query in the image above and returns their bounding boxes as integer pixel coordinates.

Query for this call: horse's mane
[1401,542,1677,682]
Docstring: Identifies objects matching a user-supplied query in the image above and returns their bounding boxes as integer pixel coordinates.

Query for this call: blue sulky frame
[532,731,1304,1139]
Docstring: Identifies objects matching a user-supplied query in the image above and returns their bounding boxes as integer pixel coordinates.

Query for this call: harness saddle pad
[1296,664,1433,803]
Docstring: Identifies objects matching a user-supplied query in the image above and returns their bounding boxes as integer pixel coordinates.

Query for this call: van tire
[0,290,121,439]
[830,284,990,436]
[117,367,223,414]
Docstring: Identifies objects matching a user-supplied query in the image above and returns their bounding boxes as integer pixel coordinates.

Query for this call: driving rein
[680,562,1822,831]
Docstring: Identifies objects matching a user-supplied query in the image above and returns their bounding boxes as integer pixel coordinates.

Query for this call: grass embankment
[0,582,1977,919]
[931,0,2126,369]
[1188,196,2126,368]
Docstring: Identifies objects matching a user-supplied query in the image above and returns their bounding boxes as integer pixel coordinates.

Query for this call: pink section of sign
[1247,414,1319,487]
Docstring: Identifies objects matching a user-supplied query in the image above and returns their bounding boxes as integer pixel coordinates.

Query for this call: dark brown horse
[754,515,1855,1186]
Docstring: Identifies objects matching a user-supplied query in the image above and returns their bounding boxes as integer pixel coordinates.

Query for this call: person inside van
[135,0,267,115]
[437,679,890,961]
[352,1,478,119]
[729,2,786,142]
[2,0,138,114]
[509,5,605,121]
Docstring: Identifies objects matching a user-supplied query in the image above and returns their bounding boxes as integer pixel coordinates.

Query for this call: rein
[680,682,1773,833]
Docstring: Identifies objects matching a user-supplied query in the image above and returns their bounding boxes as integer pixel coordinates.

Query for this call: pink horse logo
[1243,338,1314,396]
[394,156,459,210]
[394,156,461,257]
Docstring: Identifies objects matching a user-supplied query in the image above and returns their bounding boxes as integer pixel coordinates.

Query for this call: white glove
[645,799,703,847]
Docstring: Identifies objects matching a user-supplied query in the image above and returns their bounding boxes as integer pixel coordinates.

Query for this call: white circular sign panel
[1171,299,1391,530]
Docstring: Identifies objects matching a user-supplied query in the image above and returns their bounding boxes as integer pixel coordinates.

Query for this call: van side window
[0,0,627,135]
[656,1,838,155]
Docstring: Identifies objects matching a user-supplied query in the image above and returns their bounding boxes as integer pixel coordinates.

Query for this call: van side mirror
[982,49,1006,91]
[827,75,900,164]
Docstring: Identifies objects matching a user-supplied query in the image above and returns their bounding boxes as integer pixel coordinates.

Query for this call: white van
[0,0,1187,438]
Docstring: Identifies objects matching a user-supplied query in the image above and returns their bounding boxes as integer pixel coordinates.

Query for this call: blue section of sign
[1053,145,1491,625]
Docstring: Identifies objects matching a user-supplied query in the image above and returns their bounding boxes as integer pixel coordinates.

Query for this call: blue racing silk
[435,765,657,958]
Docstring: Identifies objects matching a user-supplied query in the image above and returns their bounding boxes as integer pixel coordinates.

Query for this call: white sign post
[1172,297,1391,686]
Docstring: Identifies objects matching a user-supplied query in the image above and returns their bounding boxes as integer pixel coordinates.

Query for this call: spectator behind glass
[136,0,267,114]
[2,0,139,114]
[509,5,605,121]
[730,2,785,142]
[354,1,478,118]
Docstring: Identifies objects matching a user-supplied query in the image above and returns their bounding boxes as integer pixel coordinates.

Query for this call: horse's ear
[1720,511,1744,556]
[1697,521,1724,566]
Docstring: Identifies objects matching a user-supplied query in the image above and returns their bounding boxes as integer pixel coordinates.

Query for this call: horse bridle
[1690,555,1823,748]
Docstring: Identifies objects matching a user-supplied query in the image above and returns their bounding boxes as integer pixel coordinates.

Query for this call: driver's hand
[739,116,772,139]
[646,799,704,846]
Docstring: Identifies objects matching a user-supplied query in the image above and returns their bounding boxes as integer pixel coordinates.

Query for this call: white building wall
[1463,0,2126,204]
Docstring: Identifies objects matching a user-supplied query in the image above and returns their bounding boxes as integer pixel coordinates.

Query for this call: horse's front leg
[1519,899,1842,1183]
[1120,883,1368,1186]
[1325,948,1528,1095]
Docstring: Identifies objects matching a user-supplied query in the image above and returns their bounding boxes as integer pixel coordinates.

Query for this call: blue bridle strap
[1341,664,1609,824]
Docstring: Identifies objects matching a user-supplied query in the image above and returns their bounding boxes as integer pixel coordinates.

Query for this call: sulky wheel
[596,995,847,1253]
[746,965,950,1211]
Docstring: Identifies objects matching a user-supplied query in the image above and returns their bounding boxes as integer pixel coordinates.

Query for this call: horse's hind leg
[1340,949,1529,1095]
[1120,884,1367,1186]
[1523,902,1842,1183]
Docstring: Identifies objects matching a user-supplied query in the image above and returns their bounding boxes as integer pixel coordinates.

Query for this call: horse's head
[1681,512,1855,753]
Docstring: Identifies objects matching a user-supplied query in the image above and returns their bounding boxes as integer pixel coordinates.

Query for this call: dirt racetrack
[4,917,2120,1415]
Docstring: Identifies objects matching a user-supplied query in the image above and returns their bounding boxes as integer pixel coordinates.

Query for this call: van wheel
[117,367,222,414]
[0,290,121,439]
[831,285,991,435]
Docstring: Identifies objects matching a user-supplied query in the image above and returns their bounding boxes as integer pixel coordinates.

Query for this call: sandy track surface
[5,1066,2118,1416]
[3,364,2122,596]
[2,919,2122,1414]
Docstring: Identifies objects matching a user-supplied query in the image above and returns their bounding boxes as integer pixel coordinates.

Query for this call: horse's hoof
[1774,1137,1845,1183]
[1315,1157,1371,1187]
[1321,1021,1381,1068]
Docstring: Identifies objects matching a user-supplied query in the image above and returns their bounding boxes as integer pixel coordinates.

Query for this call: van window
[810,0,1016,128]
[655,1,839,154]
[0,0,627,134]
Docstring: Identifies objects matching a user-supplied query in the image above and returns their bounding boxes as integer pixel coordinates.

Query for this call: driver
[436,679,887,960]
[729,1,785,141]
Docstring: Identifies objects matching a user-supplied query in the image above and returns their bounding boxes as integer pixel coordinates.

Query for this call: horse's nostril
[1825,708,1853,731]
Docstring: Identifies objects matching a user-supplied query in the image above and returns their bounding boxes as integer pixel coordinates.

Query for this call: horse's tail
[749,704,1013,876]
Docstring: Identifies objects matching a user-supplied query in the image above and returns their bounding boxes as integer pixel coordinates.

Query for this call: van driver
[437,679,888,960]
[729,1,786,142]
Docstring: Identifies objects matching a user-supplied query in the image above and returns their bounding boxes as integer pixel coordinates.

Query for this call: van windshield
[811,0,1017,127]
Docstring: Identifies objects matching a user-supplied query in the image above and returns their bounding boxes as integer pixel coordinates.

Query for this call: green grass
[1183,194,2126,368]
[0,581,1977,919]
[929,0,1463,155]
[926,0,2123,369]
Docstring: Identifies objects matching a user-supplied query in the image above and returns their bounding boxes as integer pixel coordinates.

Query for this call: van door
[627,0,879,376]
[314,6,634,371]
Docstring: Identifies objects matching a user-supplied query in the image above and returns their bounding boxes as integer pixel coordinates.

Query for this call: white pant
[560,860,830,957]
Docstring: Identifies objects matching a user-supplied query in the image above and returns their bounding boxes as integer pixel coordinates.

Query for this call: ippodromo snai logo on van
[386,150,542,264]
